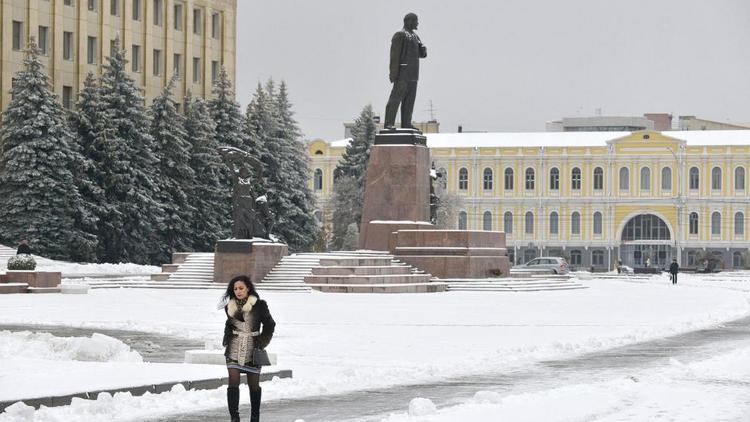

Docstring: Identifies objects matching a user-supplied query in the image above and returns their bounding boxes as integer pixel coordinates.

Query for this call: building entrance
[619,214,674,269]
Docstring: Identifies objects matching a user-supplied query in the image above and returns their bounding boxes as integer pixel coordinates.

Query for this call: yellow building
[1,0,236,111]
[308,130,750,270]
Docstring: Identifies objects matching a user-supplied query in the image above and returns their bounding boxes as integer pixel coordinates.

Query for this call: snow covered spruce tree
[184,91,230,251]
[0,39,96,260]
[330,105,377,249]
[149,77,196,261]
[209,66,247,151]
[96,38,162,264]
[330,175,361,250]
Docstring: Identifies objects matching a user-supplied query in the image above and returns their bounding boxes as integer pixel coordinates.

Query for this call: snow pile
[35,261,159,276]
[0,331,142,363]
[408,398,437,416]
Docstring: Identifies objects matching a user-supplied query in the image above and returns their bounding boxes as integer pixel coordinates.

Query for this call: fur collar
[227,295,258,317]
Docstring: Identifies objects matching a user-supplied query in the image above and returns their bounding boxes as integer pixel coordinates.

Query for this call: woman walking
[221,275,275,422]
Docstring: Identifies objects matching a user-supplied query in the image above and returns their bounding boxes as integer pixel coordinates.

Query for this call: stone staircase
[445,275,587,292]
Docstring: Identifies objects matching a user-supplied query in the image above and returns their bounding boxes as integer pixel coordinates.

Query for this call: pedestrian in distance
[220,275,275,422]
[16,239,32,255]
[669,258,679,285]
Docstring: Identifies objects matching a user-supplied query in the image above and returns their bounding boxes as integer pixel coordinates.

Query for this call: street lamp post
[666,145,685,265]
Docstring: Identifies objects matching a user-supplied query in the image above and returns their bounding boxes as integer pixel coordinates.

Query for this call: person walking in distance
[669,258,679,285]
[384,13,427,129]
[221,275,275,422]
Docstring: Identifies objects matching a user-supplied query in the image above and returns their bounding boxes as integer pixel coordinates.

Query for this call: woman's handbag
[252,348,271,366]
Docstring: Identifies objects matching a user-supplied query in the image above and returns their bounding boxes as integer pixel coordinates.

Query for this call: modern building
[677,116,750,131]
[309,130,750,271]
[0,0,237,111]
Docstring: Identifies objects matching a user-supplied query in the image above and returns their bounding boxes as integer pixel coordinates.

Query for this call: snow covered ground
[1,272,749,421]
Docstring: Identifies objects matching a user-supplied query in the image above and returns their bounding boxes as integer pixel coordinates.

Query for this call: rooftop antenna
[425,100,437,121]
[595,108,602,116]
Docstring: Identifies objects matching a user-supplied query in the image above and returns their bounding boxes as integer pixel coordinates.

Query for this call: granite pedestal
[213,239,288,284]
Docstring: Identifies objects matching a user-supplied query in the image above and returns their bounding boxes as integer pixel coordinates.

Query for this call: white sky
[236,1,750,141]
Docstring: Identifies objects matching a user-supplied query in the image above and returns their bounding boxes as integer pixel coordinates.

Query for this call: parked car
[515,257,569,274]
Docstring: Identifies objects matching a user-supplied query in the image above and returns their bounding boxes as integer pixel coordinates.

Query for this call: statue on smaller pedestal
[219,146,274,239]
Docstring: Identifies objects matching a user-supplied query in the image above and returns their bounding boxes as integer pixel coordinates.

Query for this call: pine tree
[209,66,246,151]
[185,91,230,250]
[330,176,361,250]
[96,37,162,264]
[150,77,195,261]
[0,39,96,260]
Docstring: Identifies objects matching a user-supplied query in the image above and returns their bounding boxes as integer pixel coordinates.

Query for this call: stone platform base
[214,239,288,284]
[391,230,511,279]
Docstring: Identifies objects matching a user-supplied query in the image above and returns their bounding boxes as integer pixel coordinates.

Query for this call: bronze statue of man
[218,146,273,239]
[384,13,427,130]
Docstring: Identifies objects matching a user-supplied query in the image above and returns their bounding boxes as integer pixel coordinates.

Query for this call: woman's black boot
[227,386,240,422]
[249,387,262,422]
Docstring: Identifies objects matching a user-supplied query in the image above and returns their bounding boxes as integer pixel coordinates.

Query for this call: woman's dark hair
[219,275,259,308]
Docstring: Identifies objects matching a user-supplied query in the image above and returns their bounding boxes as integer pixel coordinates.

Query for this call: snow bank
[0,331,142,363]
[36,261,159,276]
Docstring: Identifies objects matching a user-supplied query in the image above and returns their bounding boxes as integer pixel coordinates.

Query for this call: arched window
[592,250,604,266]
[504,168,514,190]
[483,168,493,190]
[661,167,672,190]
[689,167,699,190]
[549,212,559,234]
[571,212,581,235]
[483,211,492,231]
[689,212,699,235]
[525,168,535,190]
[458,211,468,230]
[711,212,721,235]
[570,250,582,265]
[313,169,323,191]
[593,167,604,191]
[735,212,744,236]
[593,211,603,235]
[504,211,513,234]
[525,211,534,234]
[619,167,629,191]
[640,167,651,190]
[736,167,746,190]
[733,251,744,268]
[549,168,560,190]
[622,214,671,241]
[458,168,468,190]
[712,167,722,190]
[571,167,581,190]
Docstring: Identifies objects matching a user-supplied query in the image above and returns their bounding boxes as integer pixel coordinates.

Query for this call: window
[132,0,141,20]
[640,167,650,190]
[64,0,74,5]
[525,211,534,234]
[193,8,202,34]
[483,168,493,190]
[504,212,513,234]
[592,250,604,266]
[62,86,73,109]
[211,60,219,84]
[622,214,671,241]
[711,212,721,236]
[211,12,220,39]
[593,211,602,235]
[458,168,468,190]
[735,212,744,236]
[174,4,183,30]
[619,167,629,191]
[173,54,182,78]
[549,212,558,235]
[661,167,672,190]
[571,212,581,235]
[38,26,49,55]
[593,167,603,190]
[153,49,162,75]
[689,167,699,190]
[88,0,96,11]
[63,32,74,60]
[132,45,141,72]
[313,169,323,191]
[736,167,746,190]
[483,211,492,231]
[549,168,559,190]
[87,36,97,64]
[689,212,699,235]
[712,167,722,190]
[192,57,201,83]
[571,167,581,190]
[687,251,697,266]
[504,168,514,190]
[733,251,744,268]
[153,0,163,26]
[458,211,467,230]
[110,0,119,16]
[12,21,23,51]
[525,168,535,190]
[570,250,582,266]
